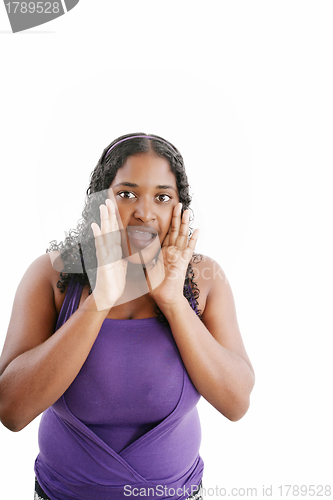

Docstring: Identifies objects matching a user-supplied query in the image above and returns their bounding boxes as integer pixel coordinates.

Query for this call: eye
[156,194,172,203]
[118,191,136,199]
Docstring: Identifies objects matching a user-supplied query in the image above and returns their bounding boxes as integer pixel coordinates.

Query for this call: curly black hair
[47,132,202,320]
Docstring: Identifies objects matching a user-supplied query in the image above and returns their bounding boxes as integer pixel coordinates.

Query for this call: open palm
[91,199,128,310]
[145,203,199,309]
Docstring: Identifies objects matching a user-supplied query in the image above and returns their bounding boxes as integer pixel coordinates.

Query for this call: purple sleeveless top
[34,281,204,500]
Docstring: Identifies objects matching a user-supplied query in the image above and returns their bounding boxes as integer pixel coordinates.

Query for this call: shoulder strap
[55,279,84,331]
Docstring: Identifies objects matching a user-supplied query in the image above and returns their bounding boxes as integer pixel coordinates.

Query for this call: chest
[80,285,158,320]
[64,318,185,425]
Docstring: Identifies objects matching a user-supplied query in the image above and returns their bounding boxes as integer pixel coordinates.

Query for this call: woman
[0,133,254,500]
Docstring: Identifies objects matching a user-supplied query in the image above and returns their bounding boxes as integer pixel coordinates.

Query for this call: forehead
[112,152,176,186]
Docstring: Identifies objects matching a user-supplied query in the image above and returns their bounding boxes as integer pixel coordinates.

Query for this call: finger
[182,228,200,261]
[100,203,111,236]
[188,228,200,251]
[99,203,114,254]
[105,199,121,247]
[162,218,173,247]
[105,199,119,233]
[169,203,182,246]
[107,189,125,230]
[91,222,108,263]
[91,221,100,236]
[162,232,170,248]
[174,209,190,250]
[108,188,124,230]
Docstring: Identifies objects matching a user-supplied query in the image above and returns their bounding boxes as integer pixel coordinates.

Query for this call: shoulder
[190,253,227,282]
[190,253,227,293]
[0,253,65,376]
[19,251,66,314]
[22,251,62,287]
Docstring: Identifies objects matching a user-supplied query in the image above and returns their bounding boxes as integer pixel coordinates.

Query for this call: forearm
[159,298,255,421]
[0,295,109,432]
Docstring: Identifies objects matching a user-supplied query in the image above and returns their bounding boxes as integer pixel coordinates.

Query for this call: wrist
[81,293,114,314]
[156,296,189,318]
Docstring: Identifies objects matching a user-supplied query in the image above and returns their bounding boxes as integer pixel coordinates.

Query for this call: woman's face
[108,151,180,264]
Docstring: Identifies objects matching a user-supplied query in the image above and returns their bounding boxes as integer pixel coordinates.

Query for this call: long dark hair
[48,133,201,319]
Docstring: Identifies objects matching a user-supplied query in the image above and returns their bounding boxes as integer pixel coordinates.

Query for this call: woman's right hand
[91,199,128,310]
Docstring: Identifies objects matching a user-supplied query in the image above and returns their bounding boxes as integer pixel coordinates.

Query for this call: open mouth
[126,226,158,250]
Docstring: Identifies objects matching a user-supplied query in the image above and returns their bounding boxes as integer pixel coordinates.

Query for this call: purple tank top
[34,280,204,500]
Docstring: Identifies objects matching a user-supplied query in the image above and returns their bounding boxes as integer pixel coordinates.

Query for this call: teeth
[129,230,154,237]
[130,230,155,235]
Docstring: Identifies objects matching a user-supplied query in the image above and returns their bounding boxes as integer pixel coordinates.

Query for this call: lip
[126,226,158,249]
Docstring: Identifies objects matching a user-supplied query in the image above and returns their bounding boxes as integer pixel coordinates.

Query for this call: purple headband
[105,135,170,157]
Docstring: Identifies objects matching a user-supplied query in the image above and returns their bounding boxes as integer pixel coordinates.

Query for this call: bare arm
[157,257,255,421]
[146,205,254,421]
[0,200,126,432]
[0,253,109,432]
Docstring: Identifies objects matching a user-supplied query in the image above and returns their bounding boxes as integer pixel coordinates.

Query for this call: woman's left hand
[145,203,199,310]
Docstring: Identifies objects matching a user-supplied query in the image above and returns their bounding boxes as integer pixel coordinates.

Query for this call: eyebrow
[113,182,177,192]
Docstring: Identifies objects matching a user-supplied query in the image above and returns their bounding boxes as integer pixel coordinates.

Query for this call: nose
[133,197,156,223]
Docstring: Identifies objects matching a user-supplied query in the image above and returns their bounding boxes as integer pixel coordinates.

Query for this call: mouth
[126,226,158,250]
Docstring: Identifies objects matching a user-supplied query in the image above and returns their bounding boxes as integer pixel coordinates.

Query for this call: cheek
[160,208,174,235]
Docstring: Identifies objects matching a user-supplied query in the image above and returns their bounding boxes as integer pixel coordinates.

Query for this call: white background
[0,1,332,498]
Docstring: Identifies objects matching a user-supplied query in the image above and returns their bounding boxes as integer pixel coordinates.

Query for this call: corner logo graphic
[3,0,79,33]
